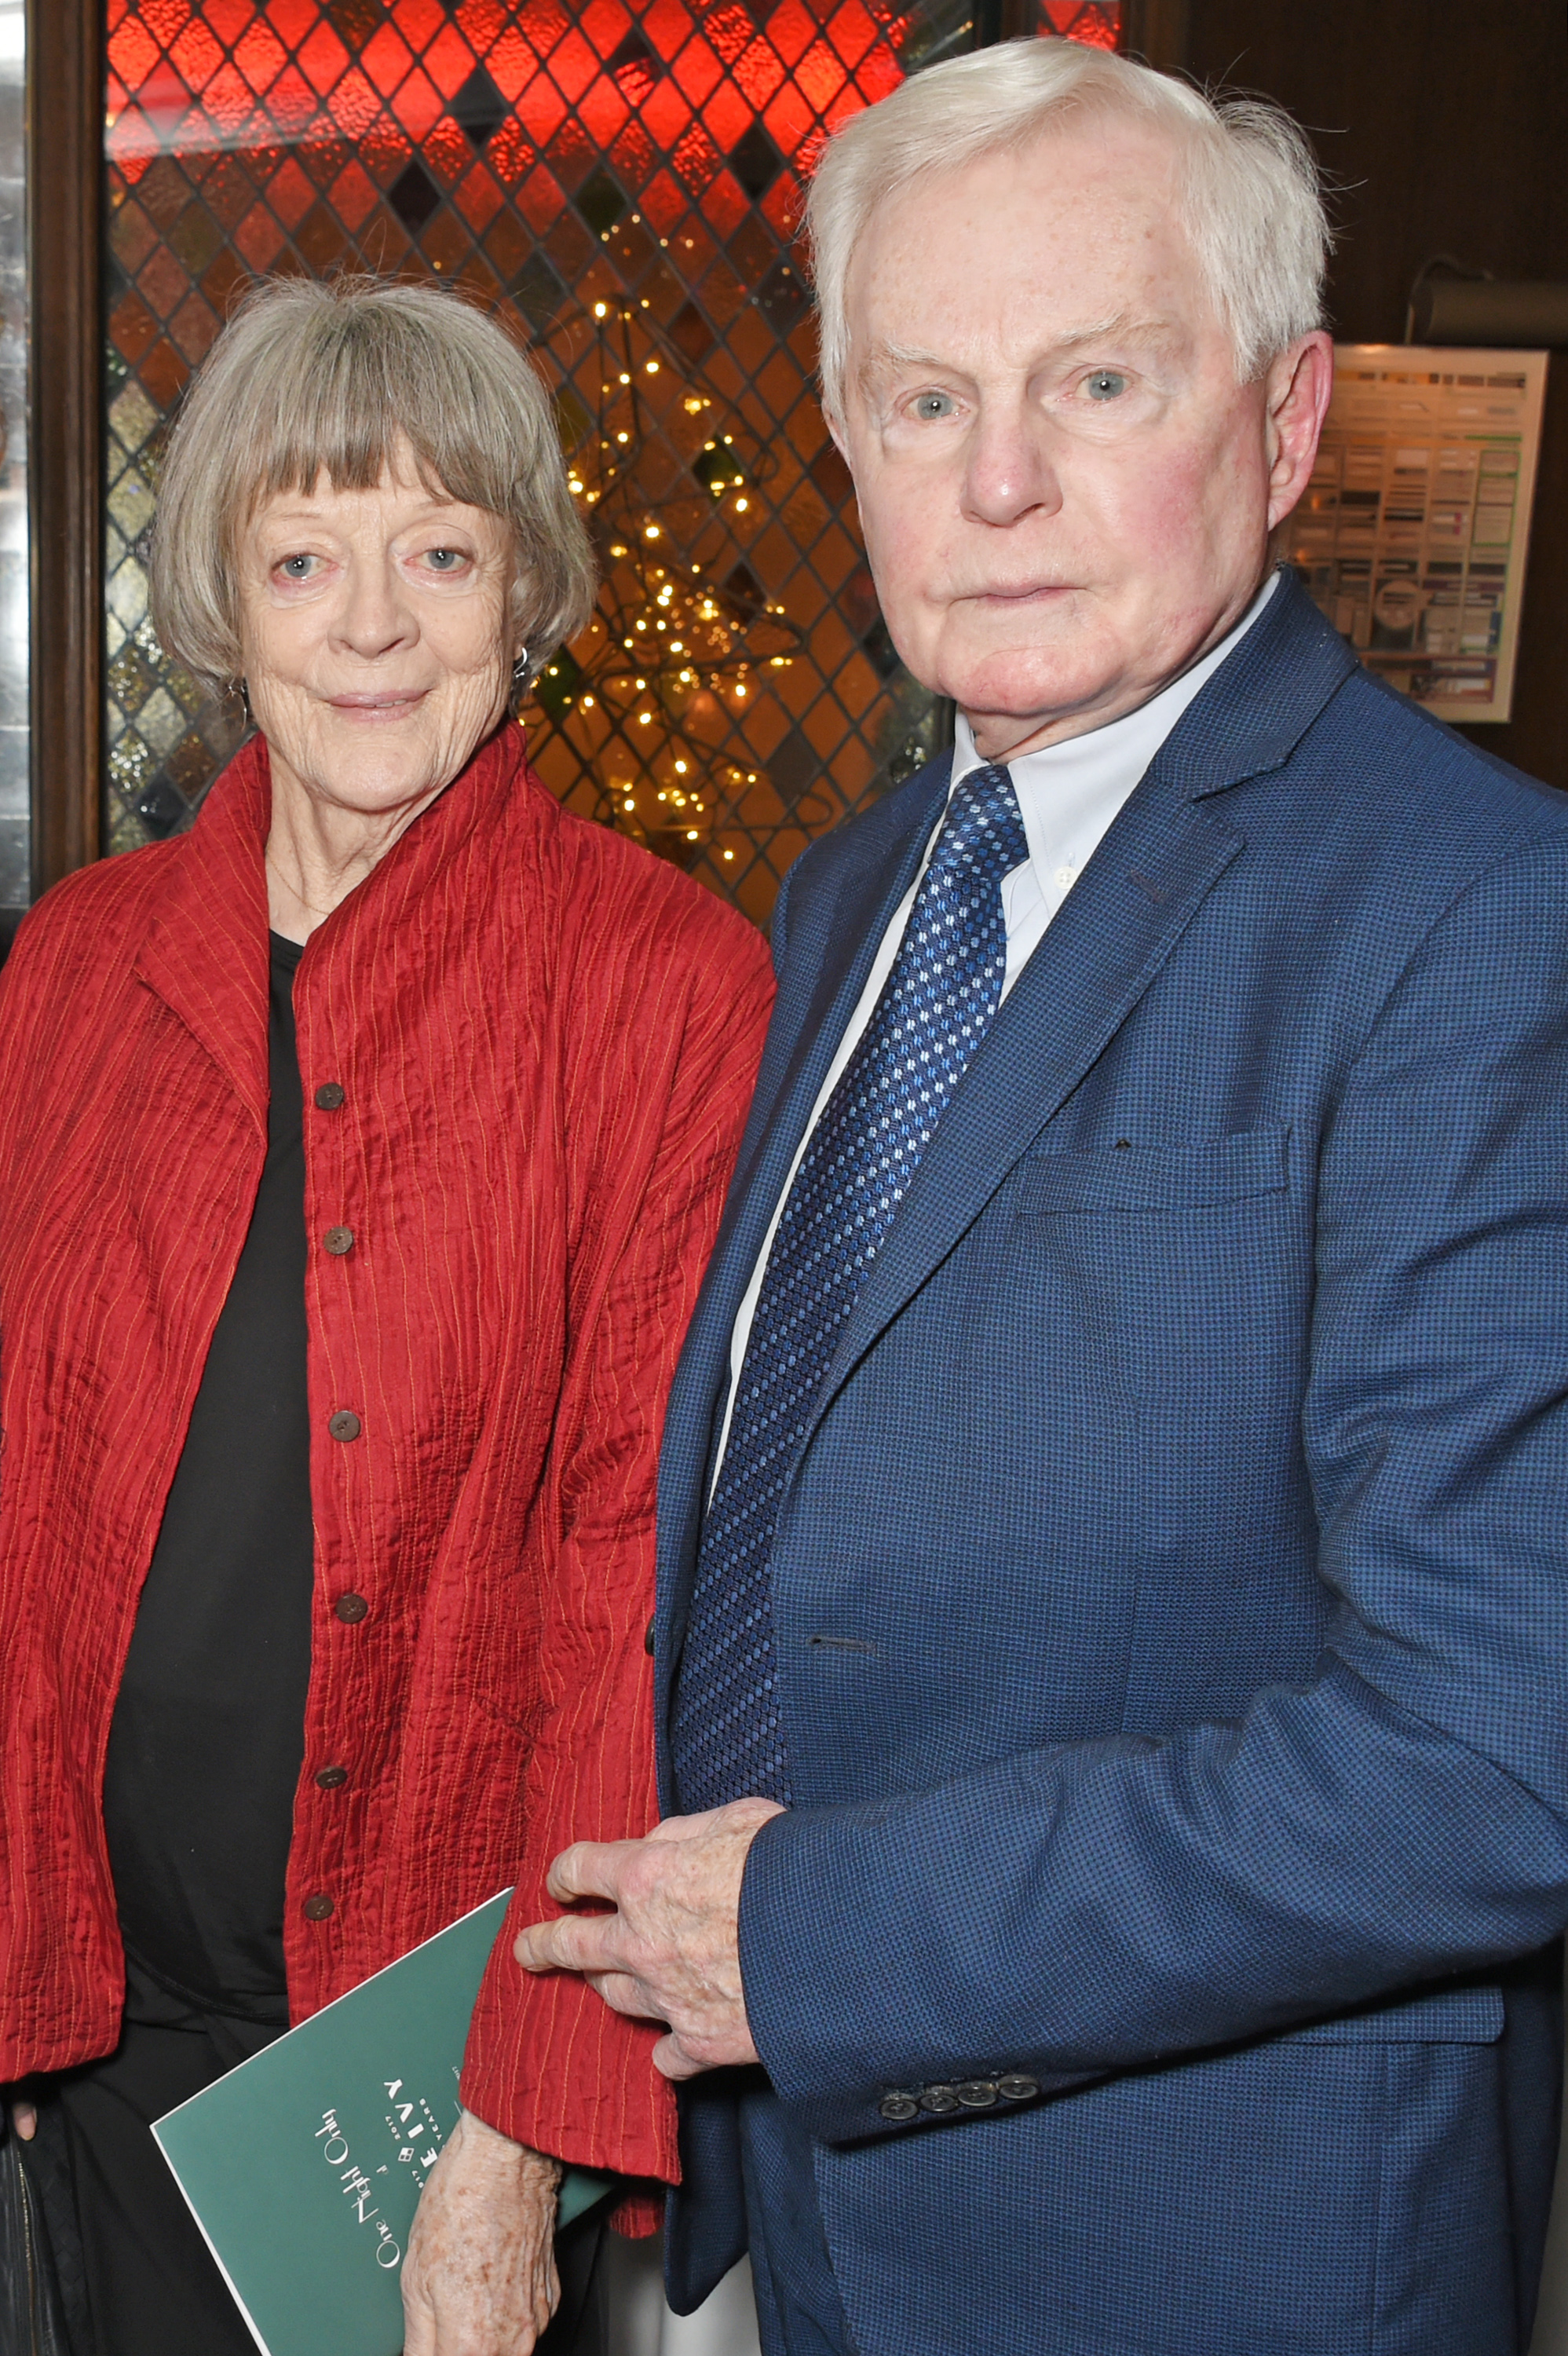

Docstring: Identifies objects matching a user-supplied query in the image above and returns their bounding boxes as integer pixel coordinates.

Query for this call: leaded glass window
[104,0,1120,918]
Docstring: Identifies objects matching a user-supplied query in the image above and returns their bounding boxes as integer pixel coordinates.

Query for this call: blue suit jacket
[653,576,1568,2356]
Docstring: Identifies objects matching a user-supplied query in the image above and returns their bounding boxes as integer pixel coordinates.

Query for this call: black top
[104,935,315,2025]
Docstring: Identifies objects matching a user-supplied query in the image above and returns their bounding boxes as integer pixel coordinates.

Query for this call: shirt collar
[948,569,1281,880]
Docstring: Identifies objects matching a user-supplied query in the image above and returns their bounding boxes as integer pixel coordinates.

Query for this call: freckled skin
[402,2115,562,2356]
[235,446,521,943]
[832,122,1333,760]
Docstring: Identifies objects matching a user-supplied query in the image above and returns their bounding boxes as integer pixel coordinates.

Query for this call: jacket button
[878,2092,919,2123]
[315,1765,349,1789]
[997,2075,1040,2102]
[315,1083,346,1110]
[918,2085,960,2115]
[328,1410,361,1442]
[644,1615,656,1655]
[956,2080,998,2109]
[302,1893,334,1922]
[323,1227,354,1257]
[334,1593,368,1625]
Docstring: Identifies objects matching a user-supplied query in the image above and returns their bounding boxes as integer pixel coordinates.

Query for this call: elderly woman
[0,276,772,2356]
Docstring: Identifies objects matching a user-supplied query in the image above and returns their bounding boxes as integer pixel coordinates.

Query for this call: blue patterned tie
[671,763,1029,1813]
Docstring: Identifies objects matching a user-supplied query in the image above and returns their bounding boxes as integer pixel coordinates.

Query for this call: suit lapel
[668,759,952,1440]
[655,760,950,1694]
[801,780,1245,1449]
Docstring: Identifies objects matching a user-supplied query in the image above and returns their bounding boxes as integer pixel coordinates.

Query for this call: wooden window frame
[28,0,102,898]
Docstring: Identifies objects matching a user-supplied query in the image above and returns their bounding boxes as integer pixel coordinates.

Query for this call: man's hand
[401,2109,561,2356]
[515,1797,784,2081]
[7,2098,35,2142]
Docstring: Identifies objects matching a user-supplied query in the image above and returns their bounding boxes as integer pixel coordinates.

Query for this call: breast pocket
[1015,1124,1292,1216]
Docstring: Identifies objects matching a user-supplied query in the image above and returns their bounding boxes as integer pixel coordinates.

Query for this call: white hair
[806,38,1329,418]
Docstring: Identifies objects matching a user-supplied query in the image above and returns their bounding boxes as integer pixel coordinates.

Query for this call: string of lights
[531,288,808,870]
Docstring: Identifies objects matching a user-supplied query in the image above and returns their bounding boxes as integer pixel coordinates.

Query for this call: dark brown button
[644,1615,656,1656]
[918,2084,960,2115]
[956,2080,999,2109]
[328,1410,361,1442]
[997,2074,1040,2102]
[334,1592,368,1625]
[315,1765,349,1790]
[315,1083,346,1110]
[323,1227,354,1257]
[302,1893,334,1922]
[878,2092,919,2124]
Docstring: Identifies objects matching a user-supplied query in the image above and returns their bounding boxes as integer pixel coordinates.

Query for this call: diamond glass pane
[104,0,1121,916]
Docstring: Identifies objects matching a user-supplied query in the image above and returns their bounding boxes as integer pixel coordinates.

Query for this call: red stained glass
[169,23,224,87]
[420,25,480,98]
[327,158,378,229]
[389,66,444,141]
[640,78,692,149]
[104,0,1123,910]
[232,20,287,87]
[326,68,379,141]
[296,24,350,93]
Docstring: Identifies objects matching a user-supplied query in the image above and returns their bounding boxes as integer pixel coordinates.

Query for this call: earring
[509,649,530,716]
[239,677,254,730]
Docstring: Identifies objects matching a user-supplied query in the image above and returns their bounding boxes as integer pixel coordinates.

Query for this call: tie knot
[930,761,1028,886]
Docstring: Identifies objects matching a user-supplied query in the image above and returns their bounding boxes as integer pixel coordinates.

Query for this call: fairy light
[528,313,804,865]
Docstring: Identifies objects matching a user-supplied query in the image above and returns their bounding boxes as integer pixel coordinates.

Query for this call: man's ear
[1264,331,1334,533]
[824,404,852,466]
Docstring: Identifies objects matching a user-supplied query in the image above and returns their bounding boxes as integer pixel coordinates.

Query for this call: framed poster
[1289,345,1548,723]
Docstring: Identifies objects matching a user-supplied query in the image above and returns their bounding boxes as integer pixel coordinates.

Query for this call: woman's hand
[7,2096,35,2142]
[401,2109,561,2356]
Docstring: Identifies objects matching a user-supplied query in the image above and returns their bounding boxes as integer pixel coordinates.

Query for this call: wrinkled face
[835,119,1332,757]
[236,445,517,817]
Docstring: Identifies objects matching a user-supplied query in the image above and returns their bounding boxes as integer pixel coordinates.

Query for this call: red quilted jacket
[0,724,773,2191]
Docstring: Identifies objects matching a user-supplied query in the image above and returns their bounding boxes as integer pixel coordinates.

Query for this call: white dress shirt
[712,573,1279,1490]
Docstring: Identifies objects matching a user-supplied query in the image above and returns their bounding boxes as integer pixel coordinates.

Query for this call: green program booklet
[153,1889,614,2356]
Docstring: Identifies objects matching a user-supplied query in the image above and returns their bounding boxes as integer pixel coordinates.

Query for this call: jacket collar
[131,722,531,1125]
[1160,565,1357,800]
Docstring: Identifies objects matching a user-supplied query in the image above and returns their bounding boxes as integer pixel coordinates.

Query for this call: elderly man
[521,38,1568,2356]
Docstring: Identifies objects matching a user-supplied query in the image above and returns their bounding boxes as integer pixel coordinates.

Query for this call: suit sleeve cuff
[737,1800,1091,2149]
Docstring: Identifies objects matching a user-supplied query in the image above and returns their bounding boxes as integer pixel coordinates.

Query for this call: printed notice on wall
[1289,345,1548,723]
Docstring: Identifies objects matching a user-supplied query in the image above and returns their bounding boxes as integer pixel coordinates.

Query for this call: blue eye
[912,392,956,421]
[426,547,463,570]
[280,554,313,578]
[1085,371,1128,402]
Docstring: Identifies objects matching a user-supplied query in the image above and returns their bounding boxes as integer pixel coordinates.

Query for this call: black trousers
[28,2009,606,2356]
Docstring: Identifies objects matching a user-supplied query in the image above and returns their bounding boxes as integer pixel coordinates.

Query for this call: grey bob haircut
[151,274,596,693]
[806,37,1330,421]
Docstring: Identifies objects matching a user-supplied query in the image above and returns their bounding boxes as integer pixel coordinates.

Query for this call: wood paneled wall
[1168,0,1568,788]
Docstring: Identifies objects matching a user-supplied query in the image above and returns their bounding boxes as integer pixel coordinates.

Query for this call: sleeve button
[956,2080,999,2109]
[997,2075,1040,2102]
[302,1893,334,1922]
[315,1083,346,1110]
[328,1410,361,1442]
[878,2093,919,2123]
[918,2085,961,2115]
[334,1593,369,1624]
